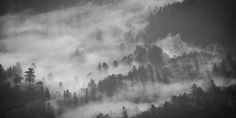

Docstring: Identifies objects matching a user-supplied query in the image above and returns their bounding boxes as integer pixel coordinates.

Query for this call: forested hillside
[0,65,54,118]
[0,0,236,118]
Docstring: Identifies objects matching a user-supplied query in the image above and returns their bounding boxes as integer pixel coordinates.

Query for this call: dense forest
[1,49,236,118]
[56,47,236,117]
[96,81,236,118]
[133,83,236,118]
[0,65,54,118]
[143,0,235,48]
[1,0,236,118]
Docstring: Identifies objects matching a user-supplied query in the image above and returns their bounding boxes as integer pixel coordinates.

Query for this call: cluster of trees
[57,63,170,110]
[97,50,205,98]
[132,81,236,118]
[0,63,47,88]
[96,106,128,118]
[56,89,80,114]
[0,64,54,118]
[123,45,213,81]
[98,62,109,71]
[145,0,235,49]
[58,45,214,109]
[168,51,214,79]
[95,80,236,118]
[57,79,100,113]
[121,45,164,66]
[0,47,228,118]
[96,60,119,72]
[213,53,236,78]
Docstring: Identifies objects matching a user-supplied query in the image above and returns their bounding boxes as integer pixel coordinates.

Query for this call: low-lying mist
[0,0,183,91]
[61,75,234,118]
[2,0,235,118]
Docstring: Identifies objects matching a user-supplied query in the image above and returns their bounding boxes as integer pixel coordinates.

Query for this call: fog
[61,81,193,118]
[0,0,183,91]
[60,75,235,118]
[2,1,235,118]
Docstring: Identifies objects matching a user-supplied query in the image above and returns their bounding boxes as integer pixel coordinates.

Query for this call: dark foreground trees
[132,82,236,118]
[0,65,55,118]
[95,82,236,118]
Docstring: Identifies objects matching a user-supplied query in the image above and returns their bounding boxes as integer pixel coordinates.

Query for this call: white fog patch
[156,34,203,58]
[61,80,200,118]
[112,81,194,103]
[61,101,149,118]
[0,0,183,91]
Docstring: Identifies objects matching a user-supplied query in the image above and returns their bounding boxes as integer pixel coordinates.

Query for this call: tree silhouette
[44,88,51,101]
[24,68,36,88]
[122,106,128,118]
[0,64,55,118]
[59,81,63,90]
[73,92,78,106]
[84,88,89,103]
[112,60,119,68]
[0,64,7,83]
[148,45,163,66]
[134,45,147,63]
[102,62,109,70]
[13,74,23,86]
[88,79,97,100]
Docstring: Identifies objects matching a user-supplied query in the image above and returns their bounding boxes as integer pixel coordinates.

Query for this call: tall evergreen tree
[44,88,51,101]
[0,64,7,83]
[24,68,36,88]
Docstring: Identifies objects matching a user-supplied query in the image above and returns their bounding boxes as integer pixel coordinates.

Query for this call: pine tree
[44,88,51,101]
[24,68,36,88]
[0,64,7,83]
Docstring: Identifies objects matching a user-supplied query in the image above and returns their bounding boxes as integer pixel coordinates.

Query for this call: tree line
[56,44,222,111]
[95,80,236,118]
[0,64,54,118]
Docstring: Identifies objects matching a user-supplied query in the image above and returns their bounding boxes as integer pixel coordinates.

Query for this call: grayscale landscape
[0,0,236,118]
